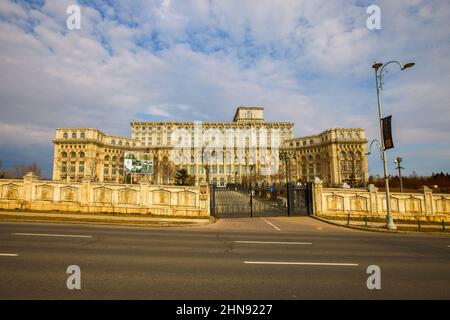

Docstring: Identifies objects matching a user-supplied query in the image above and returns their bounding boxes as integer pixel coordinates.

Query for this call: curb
[310,215,450,235]
[0,215,214,229]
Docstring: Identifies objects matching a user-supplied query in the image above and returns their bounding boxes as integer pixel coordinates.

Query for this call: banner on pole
[382,115,394,150]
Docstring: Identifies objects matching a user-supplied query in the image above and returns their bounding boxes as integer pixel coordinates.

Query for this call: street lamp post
[394,157,404,193]
[372,61,414,230]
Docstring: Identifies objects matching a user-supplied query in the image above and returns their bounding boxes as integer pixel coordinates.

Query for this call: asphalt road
[0,217,449,299]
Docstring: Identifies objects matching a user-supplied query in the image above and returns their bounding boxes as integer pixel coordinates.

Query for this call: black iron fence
[210,183,312,218]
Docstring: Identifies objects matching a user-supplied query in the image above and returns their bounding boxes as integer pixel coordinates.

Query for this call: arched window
[79,152,85,158]
[63,132,68,139]
[111,140,116,145]
[71,132,77,139]
[125,142,129,147]
[61,152,67,158]
[339,133,345,140]
[80,132,85,139]
[104,155,110,161]
[70,152,76,159]
[118,141,122,146]
[309,140,314,145]
[112,156,117,162]
[347,133,352,140]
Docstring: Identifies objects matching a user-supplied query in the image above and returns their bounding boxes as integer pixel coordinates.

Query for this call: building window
[61,152,67,159]
[63,132,68,139]
[79,152,85,158]
[61,161,67,173]
[70,152,76,159]
[78,161,84,174]
[70,161,76,173]
[80,132,85,139]
[104,155,110,161]
[111,140,116,145]
[103,164,109,175]
[71,133,77,139]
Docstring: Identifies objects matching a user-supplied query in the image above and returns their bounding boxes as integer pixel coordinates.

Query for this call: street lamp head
[372,62,383,70]
[401,62,415,70]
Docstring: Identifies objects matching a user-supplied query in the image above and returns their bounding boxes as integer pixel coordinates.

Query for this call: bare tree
[13,162,42,179]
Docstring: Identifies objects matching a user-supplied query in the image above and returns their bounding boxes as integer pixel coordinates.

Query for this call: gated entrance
[210,183,313,218]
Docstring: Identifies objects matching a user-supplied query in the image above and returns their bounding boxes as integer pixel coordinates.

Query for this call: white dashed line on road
[12,233,92,238]
[0,253,19,257]
[244,261,359,267]
[235,241,312,245]
[262,218,281,231]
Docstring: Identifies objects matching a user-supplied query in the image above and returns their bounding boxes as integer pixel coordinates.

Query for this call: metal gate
[210,183,312,218]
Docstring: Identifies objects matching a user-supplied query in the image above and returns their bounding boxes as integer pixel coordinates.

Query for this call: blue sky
[0,0,449,178]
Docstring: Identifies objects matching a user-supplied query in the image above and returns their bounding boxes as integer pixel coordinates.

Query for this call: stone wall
[0,173,209,217]
[313,182,450,222]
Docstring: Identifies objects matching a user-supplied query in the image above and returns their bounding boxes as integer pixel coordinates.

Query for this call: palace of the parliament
[52,107,368,187]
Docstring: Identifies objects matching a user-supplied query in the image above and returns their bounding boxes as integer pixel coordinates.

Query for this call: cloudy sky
[0,0,449,178]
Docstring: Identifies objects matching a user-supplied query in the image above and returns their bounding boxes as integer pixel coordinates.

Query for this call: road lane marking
[244,261,359,267]
[0,253,19,257]
[235,241,312,245]
[13,233,92,238]
[262,218,281,231]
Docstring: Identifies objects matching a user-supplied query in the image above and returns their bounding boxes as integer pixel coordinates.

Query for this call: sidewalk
[313,215,450,234]
[0,211,212,227]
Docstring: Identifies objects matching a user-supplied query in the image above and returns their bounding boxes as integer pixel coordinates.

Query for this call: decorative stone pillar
[368,184,378,215]
[81,177,91,206]
[199,181,209,215]
[421,186,433,215]
[312,178,323,215]
[140,182,149,208]
[23,172,38,204]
